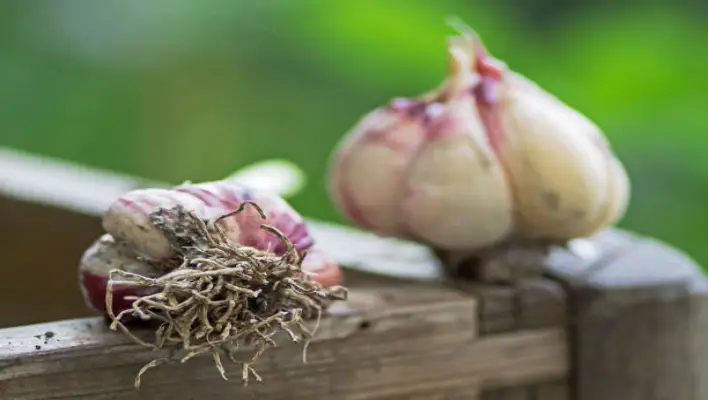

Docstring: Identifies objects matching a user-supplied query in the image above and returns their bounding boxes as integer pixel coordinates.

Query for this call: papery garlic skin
[328,29,630,253]
[103,180,312,262]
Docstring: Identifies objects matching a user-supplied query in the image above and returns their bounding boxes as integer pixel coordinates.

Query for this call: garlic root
[79,204,347,389]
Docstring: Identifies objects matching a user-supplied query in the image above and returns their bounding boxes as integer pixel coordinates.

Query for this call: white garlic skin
[328,33,630,252]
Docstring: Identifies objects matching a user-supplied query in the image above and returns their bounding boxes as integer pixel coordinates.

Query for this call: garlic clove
[497,74,630,240]
[401,97,514,250]
[328,39,513,248]
[183,180,314,254]
[301,248,344,288]
[78,234,161,315]
[102,188,212,262]
[328,105,428,237]
[591,157,631,230]
[497,87,609,240]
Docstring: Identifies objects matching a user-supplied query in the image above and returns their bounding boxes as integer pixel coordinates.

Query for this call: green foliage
[1,1,706,266]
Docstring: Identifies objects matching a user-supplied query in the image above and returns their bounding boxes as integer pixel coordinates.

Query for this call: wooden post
[546,230,708,400]
[440,226,708,400]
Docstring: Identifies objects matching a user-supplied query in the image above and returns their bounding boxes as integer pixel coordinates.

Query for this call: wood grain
[449,275,568,400]
[0,284,567,399]
[547,234,708,400]
[534,380,569,400]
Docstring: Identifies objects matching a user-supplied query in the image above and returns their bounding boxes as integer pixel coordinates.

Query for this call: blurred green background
[1,1,706,264]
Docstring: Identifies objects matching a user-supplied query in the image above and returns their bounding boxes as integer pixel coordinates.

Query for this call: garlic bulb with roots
[81,179,343,316]
[327,27,630,278]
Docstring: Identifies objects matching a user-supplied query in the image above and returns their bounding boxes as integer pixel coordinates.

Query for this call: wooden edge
[0,283,472,361]
[0,280,568,399]
[0,147,163,216]
[546,232,708,400]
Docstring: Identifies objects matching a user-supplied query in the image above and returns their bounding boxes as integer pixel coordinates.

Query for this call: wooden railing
[0,147,706,400]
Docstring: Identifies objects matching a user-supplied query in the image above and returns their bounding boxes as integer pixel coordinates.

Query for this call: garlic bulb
[82,177,344,315]
[328,29,630,253]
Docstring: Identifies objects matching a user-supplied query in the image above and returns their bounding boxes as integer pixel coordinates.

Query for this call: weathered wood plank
[0,282,567,399]
[446,278,567,336]
[534,380,570,400]
[452,278,567,400]
[437,229,653,400]
[480,387,530,400]
[547,235,708,400]
[307,221,442,282]
[444,266,568,400]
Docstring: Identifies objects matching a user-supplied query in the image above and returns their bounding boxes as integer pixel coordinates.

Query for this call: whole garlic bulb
[328,30,630,252]
[83,179,343,316]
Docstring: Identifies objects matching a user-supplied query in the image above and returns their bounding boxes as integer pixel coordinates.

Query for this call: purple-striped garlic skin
[102,188,216,261]
[328,31,630,253]
[103,180,314,263]
[241,190,313,256]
